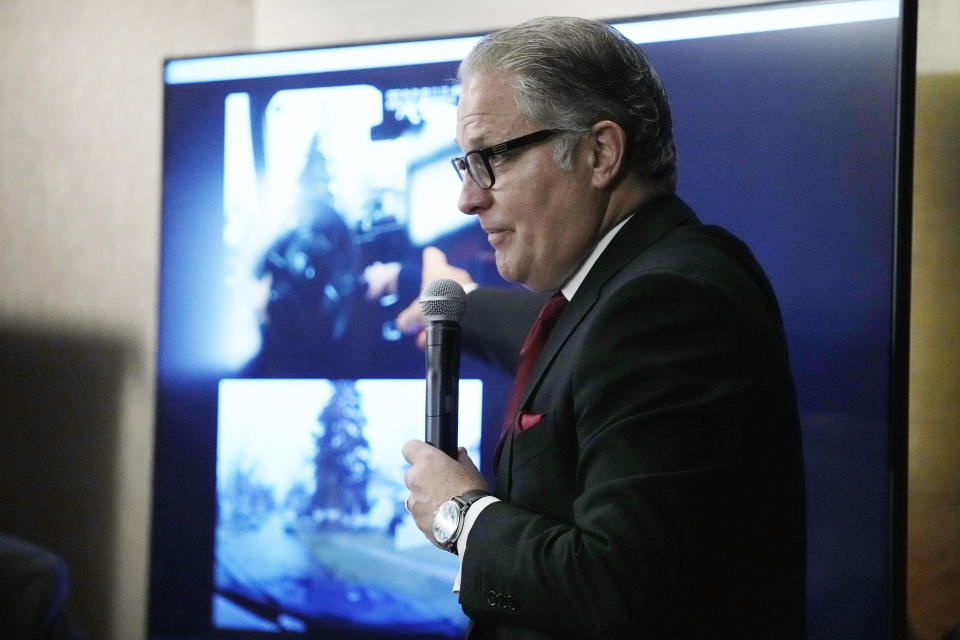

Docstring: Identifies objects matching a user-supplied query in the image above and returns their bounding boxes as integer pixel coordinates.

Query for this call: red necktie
[492,292,568,469]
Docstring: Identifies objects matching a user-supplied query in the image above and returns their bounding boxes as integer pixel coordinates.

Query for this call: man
[400,16,805,639]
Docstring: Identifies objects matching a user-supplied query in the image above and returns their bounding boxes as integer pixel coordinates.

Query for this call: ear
[588,120,627,190]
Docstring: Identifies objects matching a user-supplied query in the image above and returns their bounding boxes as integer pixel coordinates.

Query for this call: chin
[494,258,521,286]
[496,257,557,292]
[515,272,556,292]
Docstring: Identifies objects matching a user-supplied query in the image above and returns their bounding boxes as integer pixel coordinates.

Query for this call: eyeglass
[451,129,562,190]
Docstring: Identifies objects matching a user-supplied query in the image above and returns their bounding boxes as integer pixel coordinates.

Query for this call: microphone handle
[425,320,461,458]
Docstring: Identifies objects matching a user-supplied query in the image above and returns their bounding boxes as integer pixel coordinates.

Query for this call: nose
[457,175,492,216]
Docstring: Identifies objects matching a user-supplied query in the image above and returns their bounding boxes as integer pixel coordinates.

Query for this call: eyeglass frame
[451,128,567,190]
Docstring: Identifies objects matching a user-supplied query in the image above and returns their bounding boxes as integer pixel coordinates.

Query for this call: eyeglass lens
[466,153,493,189]
[452,155,494,190]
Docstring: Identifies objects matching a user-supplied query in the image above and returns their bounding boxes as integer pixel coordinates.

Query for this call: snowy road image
[213,378,480,636]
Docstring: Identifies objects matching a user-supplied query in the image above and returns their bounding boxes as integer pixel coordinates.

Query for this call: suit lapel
[497,195,698,487]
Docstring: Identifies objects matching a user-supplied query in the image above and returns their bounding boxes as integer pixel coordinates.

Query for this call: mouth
[481,221,510,235]
[482,226,511,247]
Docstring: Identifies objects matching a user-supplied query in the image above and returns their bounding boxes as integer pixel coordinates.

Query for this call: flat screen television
[151,1,916,638]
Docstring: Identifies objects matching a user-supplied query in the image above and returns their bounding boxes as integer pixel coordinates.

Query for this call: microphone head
[420,278,466,323]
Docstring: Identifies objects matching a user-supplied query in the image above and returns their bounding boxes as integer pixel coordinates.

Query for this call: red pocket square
[517,412,545,433]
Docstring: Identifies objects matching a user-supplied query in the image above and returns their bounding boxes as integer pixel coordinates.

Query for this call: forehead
[455,73,530,149]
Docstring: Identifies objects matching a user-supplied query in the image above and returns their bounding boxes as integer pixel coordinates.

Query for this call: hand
[396,247,475,349]
[402,440,489,545]
[363,261,402,300]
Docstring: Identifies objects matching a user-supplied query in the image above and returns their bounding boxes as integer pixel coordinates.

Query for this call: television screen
[151,1,914,638]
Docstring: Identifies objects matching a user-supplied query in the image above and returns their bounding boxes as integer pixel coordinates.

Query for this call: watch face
[432,500,460,545]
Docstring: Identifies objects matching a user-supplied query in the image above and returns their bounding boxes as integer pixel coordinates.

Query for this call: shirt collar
[560,214,632,302]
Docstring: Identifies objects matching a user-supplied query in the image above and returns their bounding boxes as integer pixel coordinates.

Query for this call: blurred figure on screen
[245,196,361,377]
[398,16,806,640]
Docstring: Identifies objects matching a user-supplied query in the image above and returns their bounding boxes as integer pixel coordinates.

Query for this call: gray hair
[459,16,677,193]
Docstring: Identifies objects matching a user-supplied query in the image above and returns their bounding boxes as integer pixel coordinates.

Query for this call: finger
[421,246,449,277]
[396,300,424,334]
[402,439,428,465]
[457,446,479,472]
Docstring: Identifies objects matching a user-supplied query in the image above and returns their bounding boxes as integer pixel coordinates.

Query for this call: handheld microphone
[419,279,466,458]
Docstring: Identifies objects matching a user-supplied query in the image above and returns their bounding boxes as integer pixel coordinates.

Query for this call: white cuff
[452,495,499,593]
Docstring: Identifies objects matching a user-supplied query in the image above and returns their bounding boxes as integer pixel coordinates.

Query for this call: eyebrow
[456,123,501,153]
[456,135,485,153]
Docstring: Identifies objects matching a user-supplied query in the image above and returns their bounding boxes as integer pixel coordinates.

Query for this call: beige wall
[0,1,956,638]
[0,3,253,639]
[909,1,960,639]
[250,0,753,50]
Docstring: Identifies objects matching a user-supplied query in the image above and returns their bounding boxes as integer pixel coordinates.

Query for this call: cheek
[516,210,576,283]
[501,157,595,273]
[532,191,581,245]
[535,199,600,276]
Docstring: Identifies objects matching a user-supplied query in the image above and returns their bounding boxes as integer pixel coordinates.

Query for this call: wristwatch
[432,489,491,554]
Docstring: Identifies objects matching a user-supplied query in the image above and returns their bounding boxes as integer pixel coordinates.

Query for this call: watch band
[442,489,492,554]
[457,489,493,507]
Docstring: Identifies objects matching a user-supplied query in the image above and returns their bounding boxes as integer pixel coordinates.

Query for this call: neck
[598,174,652,237]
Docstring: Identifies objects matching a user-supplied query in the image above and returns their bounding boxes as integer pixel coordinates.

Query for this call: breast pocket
[510,411,578,516]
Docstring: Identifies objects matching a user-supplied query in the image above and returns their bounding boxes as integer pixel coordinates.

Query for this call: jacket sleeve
[461,287,550,376]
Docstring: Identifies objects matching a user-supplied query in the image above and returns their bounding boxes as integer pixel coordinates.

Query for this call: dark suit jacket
[458,195,806,639]
[0,534,79,640]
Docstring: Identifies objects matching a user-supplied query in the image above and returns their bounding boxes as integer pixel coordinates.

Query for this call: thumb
[422,246,449,270]
[457,446,479,472]
[420,246,475,290]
